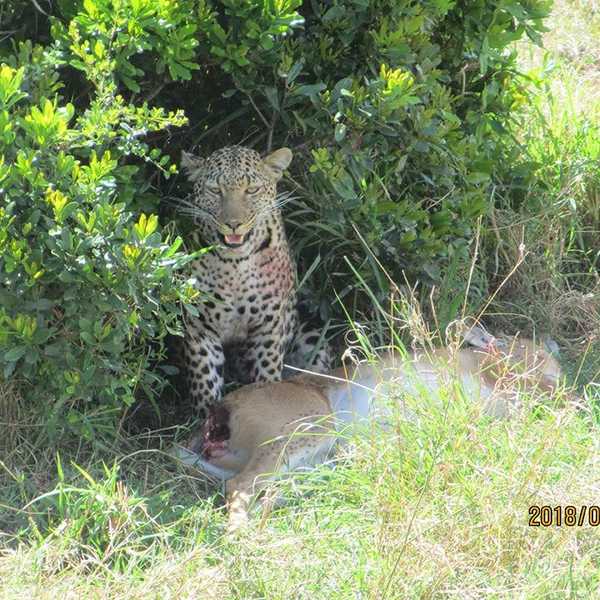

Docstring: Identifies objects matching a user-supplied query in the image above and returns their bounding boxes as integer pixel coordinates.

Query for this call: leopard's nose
[225,220,243,232]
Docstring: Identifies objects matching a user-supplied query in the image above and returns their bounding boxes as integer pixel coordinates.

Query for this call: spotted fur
[179,145,328,417]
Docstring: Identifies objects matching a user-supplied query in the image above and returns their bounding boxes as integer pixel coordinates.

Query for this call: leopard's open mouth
[218,232,248,247]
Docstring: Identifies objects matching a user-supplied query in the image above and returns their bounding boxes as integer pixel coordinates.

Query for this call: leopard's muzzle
[218,231,249,247]
[218,220,254,248]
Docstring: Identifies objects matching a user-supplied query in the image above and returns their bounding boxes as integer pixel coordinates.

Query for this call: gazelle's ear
[181,151,206,183]
[463,324,495,349]
[261,148,293,181]
[543,336,560,356]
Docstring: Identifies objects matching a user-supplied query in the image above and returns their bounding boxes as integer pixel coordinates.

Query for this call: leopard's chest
[190,244,296,343]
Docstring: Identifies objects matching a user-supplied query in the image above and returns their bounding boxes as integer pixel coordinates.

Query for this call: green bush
[0,8,199,440]
[168,0,551,323]
[0,0,553,436]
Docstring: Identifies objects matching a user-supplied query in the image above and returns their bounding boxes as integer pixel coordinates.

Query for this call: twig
[30,0,50,16]
[266,86,285,153]
[461,214,482,319]
[0,30,18,44]
[489,203,513,275]
[144,81,166,104]
[476,225,527,321]
[266,109,278,153]
[244,92,270,129]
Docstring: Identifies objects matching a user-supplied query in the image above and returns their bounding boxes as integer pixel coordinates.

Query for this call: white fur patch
[170,444,237,480]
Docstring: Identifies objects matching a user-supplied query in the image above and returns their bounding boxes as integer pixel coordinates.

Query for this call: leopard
[177,145,328,418]
[172,326,567,530]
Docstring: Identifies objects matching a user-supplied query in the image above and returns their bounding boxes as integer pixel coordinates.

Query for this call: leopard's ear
[261,147,293,181]
[181,150,206,183]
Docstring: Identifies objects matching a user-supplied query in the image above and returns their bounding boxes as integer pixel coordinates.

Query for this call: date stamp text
[529,505,600,527]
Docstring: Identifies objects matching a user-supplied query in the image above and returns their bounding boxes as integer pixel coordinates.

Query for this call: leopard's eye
[205,184,220,196]
[247,185,261,195]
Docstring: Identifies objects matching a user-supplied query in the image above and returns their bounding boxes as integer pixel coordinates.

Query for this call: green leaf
[334,123,347,142]
[294,83,326,98]
[5,346,27,362]
[80,331,95,345]
[263,87,279,112]
[164,237,183,258]
[323,5,346,22]
[285,60,303,84]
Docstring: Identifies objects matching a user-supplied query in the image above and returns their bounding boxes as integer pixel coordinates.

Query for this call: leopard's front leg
[185,330,225,418]
[245,306,294,382]
[246,329,287,382]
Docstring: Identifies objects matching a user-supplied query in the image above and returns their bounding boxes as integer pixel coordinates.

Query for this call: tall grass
[483,1,600,386]
[2,376,600,598]
[521,65,600,275]
[1,255,598,598]
[1,1,599,597]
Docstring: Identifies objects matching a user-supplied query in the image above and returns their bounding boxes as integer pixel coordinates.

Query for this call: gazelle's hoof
[226,510,249,534]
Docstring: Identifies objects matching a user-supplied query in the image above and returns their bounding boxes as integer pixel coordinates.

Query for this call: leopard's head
[180,145,292,249]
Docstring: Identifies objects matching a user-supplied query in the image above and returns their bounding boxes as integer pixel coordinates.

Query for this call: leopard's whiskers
[165,196,219,226]
[256,192,298,218]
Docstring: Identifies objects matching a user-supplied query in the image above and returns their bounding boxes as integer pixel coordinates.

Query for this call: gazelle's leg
[225,449,284,531]
[225,431,335,530]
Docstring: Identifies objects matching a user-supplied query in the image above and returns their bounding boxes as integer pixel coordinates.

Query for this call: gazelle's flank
[175,328,564,529]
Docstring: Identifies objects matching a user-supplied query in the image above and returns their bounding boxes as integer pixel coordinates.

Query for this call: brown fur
[175,332,564,529]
